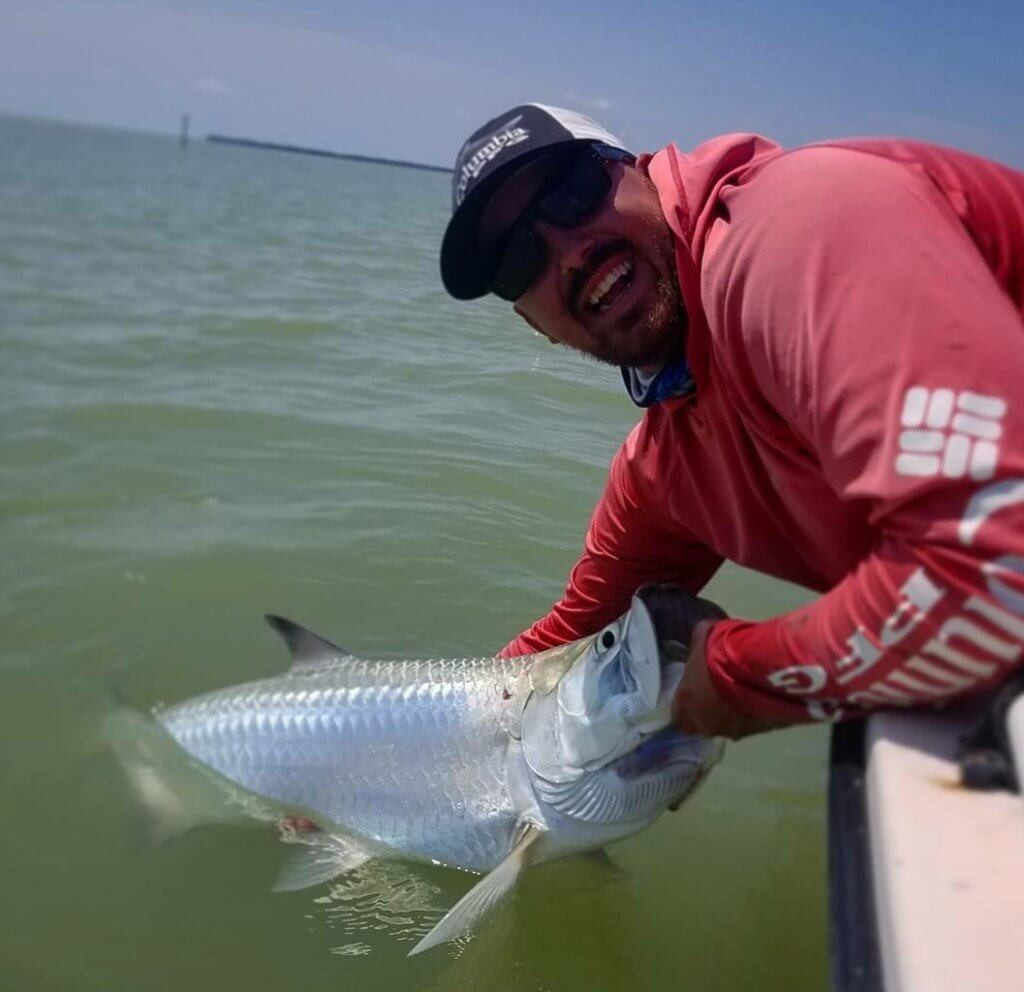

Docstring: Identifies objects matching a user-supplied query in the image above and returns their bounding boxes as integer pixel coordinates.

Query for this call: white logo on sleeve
[896,387,1006,480]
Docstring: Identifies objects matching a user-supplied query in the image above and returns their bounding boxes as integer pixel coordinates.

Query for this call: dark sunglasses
[488,144,634,302]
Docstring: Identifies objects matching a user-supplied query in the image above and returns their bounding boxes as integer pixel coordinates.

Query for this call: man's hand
[636,583,785,739]
[672,620,782,740]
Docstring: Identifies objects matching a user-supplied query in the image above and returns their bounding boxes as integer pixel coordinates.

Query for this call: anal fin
[273,829,373,893]
[408,822,543,956]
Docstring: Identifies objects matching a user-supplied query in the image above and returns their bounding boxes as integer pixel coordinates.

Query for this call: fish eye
[599,627,617,651]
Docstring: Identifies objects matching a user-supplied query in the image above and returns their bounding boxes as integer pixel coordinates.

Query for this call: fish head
[520,591,724,835]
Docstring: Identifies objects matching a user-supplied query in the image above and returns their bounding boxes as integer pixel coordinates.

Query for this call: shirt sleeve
[701,145,1024,722]
[500,430,723,657]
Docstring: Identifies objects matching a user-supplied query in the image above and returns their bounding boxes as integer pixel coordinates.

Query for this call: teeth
[588,260,632,309]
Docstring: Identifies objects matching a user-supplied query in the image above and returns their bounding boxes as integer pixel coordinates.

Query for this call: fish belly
[157,660,522,871]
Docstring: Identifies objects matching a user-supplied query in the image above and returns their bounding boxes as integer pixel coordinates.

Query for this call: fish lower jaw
[666,752,721,813]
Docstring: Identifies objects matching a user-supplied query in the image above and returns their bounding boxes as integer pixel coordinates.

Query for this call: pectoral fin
[408,823,543,956]
[582,848,628,878]
[273,831,373,892]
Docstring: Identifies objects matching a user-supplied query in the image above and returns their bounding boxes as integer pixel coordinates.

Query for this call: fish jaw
[516,593,723,845]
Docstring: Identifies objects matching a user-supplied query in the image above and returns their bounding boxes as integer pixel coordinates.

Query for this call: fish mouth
[635,583,729,650]
[623,592,662,712]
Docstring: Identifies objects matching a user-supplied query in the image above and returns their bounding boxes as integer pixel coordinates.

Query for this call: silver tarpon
[136,591,723,953]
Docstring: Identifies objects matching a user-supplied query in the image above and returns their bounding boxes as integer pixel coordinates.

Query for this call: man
[439,104,1024,738]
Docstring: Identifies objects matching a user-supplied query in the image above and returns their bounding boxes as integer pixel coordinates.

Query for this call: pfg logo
[775,476,1024,720]
[895,386,1005,480]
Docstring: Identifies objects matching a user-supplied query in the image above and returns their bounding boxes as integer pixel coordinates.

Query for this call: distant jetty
[206,134,451,174]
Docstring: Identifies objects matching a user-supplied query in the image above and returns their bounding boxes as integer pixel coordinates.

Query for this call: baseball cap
[440,103,631,300]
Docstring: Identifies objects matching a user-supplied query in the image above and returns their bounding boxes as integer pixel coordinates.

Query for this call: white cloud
[194,75,229,97]
[563,91,612,113]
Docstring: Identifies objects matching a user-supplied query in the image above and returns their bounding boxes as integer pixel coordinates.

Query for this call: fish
[127,588,724,954]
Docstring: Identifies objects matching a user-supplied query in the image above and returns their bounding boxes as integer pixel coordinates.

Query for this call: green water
[0,113,826,991]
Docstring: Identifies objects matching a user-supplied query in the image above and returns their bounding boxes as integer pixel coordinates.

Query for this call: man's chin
[600,315,687,369]
[578,340,681,371]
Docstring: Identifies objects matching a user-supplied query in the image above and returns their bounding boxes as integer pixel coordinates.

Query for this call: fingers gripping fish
[136,590,724,954]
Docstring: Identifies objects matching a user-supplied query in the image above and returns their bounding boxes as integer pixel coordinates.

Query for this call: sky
[2,0,1022,169]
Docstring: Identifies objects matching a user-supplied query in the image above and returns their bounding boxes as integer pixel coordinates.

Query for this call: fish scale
[158,655,523,871]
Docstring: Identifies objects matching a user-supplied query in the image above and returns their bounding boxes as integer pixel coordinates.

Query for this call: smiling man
[440,104,1024,737]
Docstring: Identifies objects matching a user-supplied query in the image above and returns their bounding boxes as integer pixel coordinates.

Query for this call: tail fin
[104,709,272,843]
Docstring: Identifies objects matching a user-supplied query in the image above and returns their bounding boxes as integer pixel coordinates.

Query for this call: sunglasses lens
[488,147,616,301]
[538,155,611,226]
[491,225,544,302]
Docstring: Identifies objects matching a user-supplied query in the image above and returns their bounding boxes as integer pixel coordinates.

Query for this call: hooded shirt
[499,134,1024,723]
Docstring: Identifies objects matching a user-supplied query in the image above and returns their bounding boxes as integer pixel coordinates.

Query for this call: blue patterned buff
[620,359,696,408]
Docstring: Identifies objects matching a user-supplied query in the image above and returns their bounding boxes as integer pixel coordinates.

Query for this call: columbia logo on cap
[455,118,531,206]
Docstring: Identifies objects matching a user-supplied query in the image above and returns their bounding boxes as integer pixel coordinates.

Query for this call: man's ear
[514,306,554,343]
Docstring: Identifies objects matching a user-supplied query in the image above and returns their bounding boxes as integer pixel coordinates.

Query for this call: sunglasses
[488,145,633,302]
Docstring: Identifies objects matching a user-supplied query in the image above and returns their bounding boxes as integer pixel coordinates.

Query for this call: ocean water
[0,113,827,991]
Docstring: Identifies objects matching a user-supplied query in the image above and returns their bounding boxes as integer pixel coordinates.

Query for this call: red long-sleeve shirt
[501,135,1024,723]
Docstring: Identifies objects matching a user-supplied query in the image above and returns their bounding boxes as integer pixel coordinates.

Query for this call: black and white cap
[440,103,630,300]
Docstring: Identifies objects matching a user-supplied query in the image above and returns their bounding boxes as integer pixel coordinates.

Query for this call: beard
[629,210,689,368]
[629,262,688,369]
[582,225,688,370]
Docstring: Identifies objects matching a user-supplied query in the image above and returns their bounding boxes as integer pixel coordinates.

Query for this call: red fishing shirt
[500,135,1024,723]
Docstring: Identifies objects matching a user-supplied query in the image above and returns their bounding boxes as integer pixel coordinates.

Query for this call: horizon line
[206,134,452,174]
[0,108,454,172]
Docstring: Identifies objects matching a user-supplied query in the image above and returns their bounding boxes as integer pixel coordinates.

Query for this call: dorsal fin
[264,615,351,672]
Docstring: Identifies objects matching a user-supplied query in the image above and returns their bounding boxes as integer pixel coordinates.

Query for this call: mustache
[569,238,632,315]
